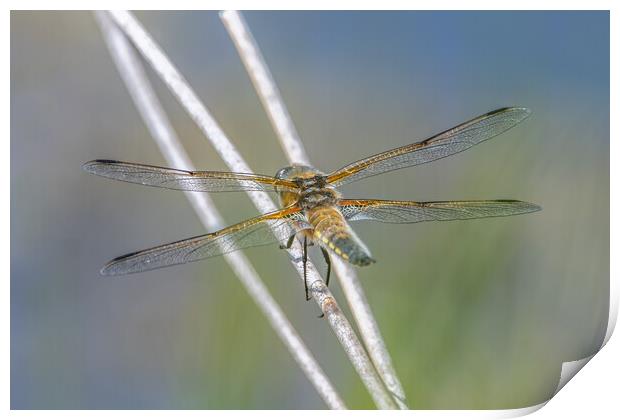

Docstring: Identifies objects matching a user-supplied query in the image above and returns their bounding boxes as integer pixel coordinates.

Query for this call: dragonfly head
[275,165,323,181]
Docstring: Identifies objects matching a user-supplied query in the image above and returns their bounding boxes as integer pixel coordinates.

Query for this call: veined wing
[101,206,309,275]
[83,160,299,193]
[340,199,541,223]
[326,107,531,188]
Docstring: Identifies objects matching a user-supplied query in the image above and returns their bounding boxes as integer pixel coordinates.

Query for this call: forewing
[327,107,531,187]
[101,207,309,275]
[83,160,299,193]
[340,199,541,223]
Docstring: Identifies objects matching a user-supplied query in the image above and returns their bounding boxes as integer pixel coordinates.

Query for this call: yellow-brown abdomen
[307,206,375,266]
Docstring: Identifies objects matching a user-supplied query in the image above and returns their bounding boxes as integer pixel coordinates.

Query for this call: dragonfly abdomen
[307,206,375,266]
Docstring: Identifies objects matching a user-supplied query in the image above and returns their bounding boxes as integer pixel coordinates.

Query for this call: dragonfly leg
[303,236,310,301]
[279,234,296,250]
[320,247,331,288]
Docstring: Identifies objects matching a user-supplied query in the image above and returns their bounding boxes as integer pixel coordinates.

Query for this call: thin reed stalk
[94,11,346,410]
[220,10,408,409]
[105,10,398,409]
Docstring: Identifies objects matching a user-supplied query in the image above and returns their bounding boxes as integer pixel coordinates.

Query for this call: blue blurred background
[11,11,609,409]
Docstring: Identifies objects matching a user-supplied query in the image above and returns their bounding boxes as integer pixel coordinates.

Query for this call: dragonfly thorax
[274,164,340,210]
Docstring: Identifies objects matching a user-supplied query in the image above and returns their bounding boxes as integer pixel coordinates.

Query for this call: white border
[5,1,616,417]
[1,1,616,10]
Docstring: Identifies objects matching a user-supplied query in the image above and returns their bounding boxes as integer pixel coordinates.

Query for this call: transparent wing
[83,160,299,193]
[326,107,531,188]
[340,199,541,223]
[101,207,309,275]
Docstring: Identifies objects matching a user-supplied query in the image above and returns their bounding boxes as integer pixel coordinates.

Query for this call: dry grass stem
[220,10,407,409]
[105,10,398,409]
[95,10,346,410]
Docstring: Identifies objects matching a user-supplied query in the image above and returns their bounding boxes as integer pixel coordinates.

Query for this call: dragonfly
[84,107,540,299]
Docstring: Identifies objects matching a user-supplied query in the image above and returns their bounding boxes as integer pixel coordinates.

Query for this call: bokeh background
[11,11,609,409]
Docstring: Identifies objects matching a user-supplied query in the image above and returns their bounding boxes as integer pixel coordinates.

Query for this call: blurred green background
[11,11,609,409]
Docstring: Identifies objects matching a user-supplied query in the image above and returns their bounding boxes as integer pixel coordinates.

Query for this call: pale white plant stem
[94,11,346,410]
[220,10,408,409]
[105,10,398,409]
[219,11,310,166]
